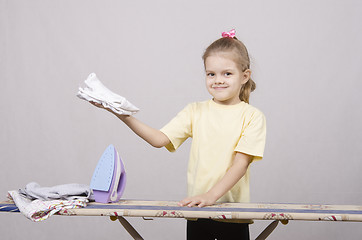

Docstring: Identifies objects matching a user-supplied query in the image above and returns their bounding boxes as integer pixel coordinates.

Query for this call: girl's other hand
[178,193,217,208]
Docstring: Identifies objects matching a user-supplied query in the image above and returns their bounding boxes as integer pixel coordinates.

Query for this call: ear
[241,69,251,84]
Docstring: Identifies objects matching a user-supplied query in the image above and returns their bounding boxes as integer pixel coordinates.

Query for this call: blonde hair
[202,37,256,103]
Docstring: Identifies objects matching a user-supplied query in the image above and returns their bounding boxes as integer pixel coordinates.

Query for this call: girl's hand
[90,101,107,110]
[178,193,217,208]
[90,101,127,119]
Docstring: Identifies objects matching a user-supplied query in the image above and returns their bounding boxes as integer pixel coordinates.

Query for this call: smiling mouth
[212,86,228,90]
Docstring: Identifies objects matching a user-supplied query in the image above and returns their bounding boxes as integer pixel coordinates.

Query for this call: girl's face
[205,52,251,105]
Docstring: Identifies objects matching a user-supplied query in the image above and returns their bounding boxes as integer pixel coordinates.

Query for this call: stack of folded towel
[8,182,91,222]
[77,73,139,115]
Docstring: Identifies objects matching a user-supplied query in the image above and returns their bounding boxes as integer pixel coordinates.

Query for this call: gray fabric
[19,182,91,201]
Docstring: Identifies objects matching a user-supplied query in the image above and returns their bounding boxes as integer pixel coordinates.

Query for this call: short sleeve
[235,110,266,161]
[160,104,193,152]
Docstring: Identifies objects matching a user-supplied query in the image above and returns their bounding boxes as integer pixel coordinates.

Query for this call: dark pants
[187,219,250,240]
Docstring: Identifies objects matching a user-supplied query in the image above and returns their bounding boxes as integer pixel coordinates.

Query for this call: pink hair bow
[221,29,236,38]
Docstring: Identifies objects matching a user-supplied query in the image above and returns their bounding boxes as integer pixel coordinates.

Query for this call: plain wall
[1,0,361,239]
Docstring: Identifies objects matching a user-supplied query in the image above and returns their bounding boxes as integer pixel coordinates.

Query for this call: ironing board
[1,199,362,240]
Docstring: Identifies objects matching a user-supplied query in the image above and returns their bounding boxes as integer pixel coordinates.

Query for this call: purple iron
[90,144,126,203]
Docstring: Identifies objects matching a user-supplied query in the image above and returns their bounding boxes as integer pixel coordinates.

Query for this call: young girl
[90,29,266,240]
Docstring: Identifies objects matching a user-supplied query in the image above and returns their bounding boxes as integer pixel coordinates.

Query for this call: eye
[207,73,215,77]
[224,72,232,77]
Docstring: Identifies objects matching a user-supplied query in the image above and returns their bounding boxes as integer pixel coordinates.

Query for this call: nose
[215,75,224,84]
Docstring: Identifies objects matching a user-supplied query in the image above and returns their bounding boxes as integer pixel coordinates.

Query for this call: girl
[90,29,266,240]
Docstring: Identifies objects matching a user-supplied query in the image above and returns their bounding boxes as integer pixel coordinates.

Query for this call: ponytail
[239,78,256,104]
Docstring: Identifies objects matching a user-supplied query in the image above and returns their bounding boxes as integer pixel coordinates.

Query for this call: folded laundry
[8,190,88,222]
[19,182,91,201]
[77,73,139,115]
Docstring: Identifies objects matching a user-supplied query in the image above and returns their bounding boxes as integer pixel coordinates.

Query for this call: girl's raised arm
[91,102,170,148]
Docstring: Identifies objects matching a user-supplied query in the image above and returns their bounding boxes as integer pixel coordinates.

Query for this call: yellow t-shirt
[160,100,266,203]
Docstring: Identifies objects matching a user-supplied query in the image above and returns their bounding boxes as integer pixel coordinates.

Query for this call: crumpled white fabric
[8,190,88,222]
[77,73,139,115]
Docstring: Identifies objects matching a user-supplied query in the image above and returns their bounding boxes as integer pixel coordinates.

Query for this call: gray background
[1,0,361,239]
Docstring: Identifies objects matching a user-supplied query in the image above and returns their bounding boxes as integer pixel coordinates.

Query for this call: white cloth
[77,73,139,115]
[8,190,88,222]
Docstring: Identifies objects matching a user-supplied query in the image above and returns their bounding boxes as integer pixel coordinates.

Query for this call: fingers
[178,198,192,207]
[198,202,206,208]
[90,101,102,108]
[178,197,211,208]
[187,199,201,208]
[90,101,110,112]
